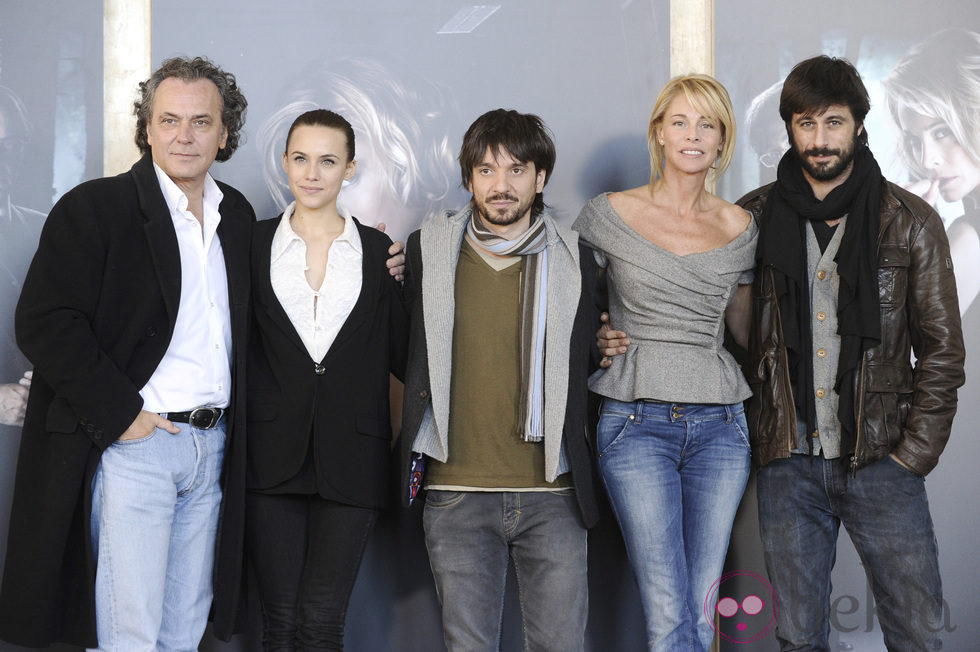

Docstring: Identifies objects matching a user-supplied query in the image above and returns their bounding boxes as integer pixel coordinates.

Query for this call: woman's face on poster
[900,106,980,203]
[338,137,419,239]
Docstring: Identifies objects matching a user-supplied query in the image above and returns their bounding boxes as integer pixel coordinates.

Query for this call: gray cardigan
[410,206,580,480]
[397,206,604,527]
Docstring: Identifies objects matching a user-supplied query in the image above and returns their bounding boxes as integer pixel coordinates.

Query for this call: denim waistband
[601,397,743,424]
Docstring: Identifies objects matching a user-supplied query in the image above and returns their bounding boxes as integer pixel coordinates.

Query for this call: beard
[473,192,536,228]
[793,130,858,182]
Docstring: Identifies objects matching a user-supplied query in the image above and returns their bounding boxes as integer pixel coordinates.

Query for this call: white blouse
[270,202,363,362]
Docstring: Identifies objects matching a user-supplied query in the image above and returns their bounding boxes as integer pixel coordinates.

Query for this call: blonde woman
[574,75,754,651]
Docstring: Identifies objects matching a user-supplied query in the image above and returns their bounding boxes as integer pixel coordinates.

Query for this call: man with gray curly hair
[0,56,253,651]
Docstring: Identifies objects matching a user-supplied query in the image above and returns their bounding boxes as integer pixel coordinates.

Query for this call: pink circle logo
[704,570,778,644]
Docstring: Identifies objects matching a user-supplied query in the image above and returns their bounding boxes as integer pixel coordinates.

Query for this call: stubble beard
[793,130,858,183]
[474,193,535,228]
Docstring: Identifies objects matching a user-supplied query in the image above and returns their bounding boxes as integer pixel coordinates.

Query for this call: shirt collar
[336,204,361,250]
[152,162,224,223]
[270,201,362,264]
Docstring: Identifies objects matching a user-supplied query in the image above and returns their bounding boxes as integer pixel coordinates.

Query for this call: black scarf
[756,145,882,460]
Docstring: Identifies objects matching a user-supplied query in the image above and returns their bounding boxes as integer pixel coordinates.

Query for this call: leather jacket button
[419,389,429,398]
[314,364,326,375]
[145,327,157,337]
[93,431,103,440]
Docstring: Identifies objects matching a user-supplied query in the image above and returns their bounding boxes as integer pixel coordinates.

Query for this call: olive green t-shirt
[426,238,569,489]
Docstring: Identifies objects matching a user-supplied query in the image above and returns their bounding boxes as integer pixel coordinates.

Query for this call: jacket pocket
[357,415,391,440]
[863,363,913,453]
[246,392,278,422]
[877,244,910,308]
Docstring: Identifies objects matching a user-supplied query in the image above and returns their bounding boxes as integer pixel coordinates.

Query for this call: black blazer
[247,215,408,509]
[0,154,253,647]
[397,230,604,527]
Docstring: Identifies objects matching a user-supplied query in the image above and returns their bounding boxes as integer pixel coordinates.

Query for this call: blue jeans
[596,399,751,651]
[757,454,943,651]
[422,490,588,652]
[89,419,225,652]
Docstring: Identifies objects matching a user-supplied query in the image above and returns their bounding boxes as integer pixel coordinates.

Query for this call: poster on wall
[153,1,669,241]
[717,3,980,650]
[0,0,102,607]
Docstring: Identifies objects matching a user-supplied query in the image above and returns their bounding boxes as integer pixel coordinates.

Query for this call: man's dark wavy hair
[134,56,247,162]
[780,55,870,147]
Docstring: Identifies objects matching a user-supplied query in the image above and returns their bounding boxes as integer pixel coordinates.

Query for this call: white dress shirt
[270,202,363,362]
[139,163,232,412]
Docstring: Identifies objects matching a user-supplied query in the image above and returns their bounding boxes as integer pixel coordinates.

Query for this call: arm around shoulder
[403,230,423,317]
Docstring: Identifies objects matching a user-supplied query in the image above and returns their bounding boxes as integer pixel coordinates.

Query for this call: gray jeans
[422,490,588,652]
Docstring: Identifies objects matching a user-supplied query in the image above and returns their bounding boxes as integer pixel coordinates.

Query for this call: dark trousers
[246,492,378,651]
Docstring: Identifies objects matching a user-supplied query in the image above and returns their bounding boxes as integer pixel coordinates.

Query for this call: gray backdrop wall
[0,1,977,651]
[0,2,102,651]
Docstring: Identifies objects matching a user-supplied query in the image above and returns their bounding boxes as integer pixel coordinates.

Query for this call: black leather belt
[167,407,224,429]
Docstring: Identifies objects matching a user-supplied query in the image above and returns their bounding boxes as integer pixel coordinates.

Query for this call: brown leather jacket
[738,180,965,476]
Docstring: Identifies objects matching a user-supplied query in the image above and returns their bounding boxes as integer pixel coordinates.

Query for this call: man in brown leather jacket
[737,56,964,651]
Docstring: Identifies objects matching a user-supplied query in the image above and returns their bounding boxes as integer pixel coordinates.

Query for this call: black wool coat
[0,154,253,647]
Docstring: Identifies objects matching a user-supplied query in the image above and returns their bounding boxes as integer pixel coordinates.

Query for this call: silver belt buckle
[189,407,221,429]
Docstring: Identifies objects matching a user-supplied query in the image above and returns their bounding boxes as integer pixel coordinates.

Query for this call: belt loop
[633,400,644,424]
[725,404,734,424]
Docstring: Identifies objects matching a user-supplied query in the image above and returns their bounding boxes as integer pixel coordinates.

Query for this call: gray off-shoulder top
[573,193,757,404]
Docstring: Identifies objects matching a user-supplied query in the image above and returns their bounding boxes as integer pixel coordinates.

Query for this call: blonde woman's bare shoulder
[608,185,651,212]
[717,198,753,230]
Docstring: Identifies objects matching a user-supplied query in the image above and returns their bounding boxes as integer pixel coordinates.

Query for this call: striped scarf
[466,212,550,442]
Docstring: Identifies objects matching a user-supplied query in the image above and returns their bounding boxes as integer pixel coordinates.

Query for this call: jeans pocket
[596,410,634,457]
[885,454,923,480]
[730,411,752,450]
[112,427,161,446]
[424,490,467,509]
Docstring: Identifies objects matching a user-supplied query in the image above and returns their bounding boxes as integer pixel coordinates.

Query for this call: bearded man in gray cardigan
[397,109,602,652]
